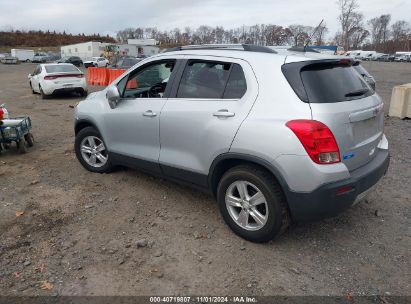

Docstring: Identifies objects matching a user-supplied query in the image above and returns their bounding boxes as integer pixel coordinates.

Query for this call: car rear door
[159,56,258,183]
[283,59,384,171]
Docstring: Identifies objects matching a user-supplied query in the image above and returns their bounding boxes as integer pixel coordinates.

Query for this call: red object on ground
[0,106,8,120]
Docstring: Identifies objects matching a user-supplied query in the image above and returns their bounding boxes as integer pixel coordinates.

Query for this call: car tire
[25,132,34,147]
[39,85,49,99]
[75,126,113,173]
[217,165,290,243]
[81,90,88,97]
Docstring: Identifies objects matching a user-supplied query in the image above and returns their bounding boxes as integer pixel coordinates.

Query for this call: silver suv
[74,45,389,242]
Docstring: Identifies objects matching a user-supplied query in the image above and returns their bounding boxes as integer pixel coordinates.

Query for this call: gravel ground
[0,61,409,297]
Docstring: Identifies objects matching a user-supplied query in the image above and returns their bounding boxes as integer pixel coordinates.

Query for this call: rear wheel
[217,165,290,243]
[39,85,49,99]
[75,127,113,173]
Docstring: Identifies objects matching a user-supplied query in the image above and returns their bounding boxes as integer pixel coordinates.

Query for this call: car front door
[159,57,258,185]
[102,59,177,173]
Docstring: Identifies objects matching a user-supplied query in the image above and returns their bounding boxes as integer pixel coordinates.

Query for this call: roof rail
[163,44,277,54]
[288,46,320,53]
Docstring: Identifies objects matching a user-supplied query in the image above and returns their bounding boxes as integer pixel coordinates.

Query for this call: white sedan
[84,57,109,68]
[28,63,87,99]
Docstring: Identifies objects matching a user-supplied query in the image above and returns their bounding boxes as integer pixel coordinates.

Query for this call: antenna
[304,19,324,52]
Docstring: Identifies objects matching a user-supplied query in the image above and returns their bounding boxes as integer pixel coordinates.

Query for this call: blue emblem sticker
[343,152,355,160]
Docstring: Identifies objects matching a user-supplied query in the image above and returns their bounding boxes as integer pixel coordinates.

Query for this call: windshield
[45,65,80,73]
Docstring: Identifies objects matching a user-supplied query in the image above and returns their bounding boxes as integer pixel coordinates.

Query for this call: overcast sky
[1,0,410,38]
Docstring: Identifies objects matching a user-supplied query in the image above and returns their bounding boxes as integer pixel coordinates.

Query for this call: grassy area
[0,46,60,53]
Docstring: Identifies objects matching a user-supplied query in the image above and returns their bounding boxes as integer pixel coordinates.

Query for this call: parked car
[74,44,389,242]
[84,57,109,68]
[1,55,18,64]
[353,61,376,90]
[377,54,395,62]
[32,54,48,63]
[394,55,410,62]
[28,63,87,99]
[110,57,142,69]
[57,56,83,67]
[371,53,387,61]
[47,53,61,62]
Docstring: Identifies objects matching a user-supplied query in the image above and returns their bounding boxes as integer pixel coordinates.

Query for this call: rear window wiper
[345,88,369,97]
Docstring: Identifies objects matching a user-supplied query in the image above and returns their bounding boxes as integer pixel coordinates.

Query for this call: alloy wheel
[225,180,269,231]
[80,136,108,168]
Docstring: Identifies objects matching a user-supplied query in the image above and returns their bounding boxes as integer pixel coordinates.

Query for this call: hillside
[0,30,116,49]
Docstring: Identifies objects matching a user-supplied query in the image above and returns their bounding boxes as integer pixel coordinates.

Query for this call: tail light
[286,120,341,164]
[44,74,84,80]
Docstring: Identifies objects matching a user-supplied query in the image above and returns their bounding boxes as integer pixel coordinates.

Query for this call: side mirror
[106,86,121,109]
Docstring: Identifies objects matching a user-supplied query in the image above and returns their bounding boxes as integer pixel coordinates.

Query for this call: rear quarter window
[177,60,247,99]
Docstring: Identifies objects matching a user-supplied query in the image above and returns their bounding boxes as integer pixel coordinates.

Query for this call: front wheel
[217,165,290,243]
[75,127,113,173]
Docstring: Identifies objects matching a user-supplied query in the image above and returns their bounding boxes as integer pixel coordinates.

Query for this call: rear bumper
[286,149,389,221]
[52,87,86,95]
[42,80,87,95]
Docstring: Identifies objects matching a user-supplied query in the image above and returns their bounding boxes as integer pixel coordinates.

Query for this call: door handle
[143,110,157,117]
[213,109,235,118]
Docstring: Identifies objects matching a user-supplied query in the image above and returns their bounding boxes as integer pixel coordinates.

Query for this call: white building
[116,44,159,57]
[61,40,159,60]
[61,41,109,60]
[127,38,157,46]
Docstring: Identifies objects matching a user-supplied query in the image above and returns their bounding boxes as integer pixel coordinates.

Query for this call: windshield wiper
[345,88,369,97]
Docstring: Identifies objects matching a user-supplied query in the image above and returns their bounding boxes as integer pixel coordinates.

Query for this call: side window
[177,61,231,99]
[122,60,175,99]
[223,64,247,99]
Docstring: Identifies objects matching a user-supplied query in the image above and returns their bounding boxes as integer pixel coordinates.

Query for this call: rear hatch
[45,73,84,87]
[282,58,384,171]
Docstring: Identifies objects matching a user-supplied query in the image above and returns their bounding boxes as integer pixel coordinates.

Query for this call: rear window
[45,65,80,73]
[282,60,373,103]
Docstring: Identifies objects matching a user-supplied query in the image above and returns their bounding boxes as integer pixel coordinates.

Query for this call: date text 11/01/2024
[149,296,257,303]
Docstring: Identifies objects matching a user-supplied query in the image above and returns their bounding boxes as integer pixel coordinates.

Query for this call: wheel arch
[208,153,291,199]
[74,119,98,135]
